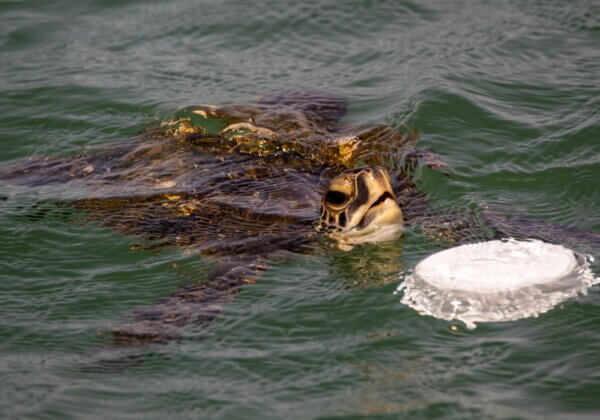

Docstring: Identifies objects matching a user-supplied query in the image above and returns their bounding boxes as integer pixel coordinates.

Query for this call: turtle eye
[325,190,348,206]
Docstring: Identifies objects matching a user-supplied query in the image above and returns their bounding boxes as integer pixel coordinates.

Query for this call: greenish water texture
[1,1,599,419]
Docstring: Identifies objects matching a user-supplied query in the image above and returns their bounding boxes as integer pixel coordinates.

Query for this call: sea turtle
[1,91,597,345]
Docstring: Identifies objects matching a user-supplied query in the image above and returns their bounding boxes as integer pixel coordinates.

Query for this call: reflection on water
[327,241,405,288]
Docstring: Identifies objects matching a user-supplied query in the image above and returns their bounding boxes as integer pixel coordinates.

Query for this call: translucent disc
[397,239,598,328]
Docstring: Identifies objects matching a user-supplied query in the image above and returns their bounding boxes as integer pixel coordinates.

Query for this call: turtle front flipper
[481,205,600,252]
[108,255,268,346]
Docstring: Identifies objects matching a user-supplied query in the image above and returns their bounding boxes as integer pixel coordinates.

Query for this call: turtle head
[318,166,403,245]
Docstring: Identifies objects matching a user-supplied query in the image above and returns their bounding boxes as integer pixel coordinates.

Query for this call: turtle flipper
[481,206,600,252]
[401,195,600,251]
[0,155,97,186]
[106,256,268,346]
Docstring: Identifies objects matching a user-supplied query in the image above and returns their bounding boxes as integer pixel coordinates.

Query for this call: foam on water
[397,239,599,328]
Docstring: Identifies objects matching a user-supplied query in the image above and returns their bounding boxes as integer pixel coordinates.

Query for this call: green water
[1,0,599,418]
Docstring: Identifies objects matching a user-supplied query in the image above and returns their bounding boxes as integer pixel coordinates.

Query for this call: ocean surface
[1,0,599,418]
